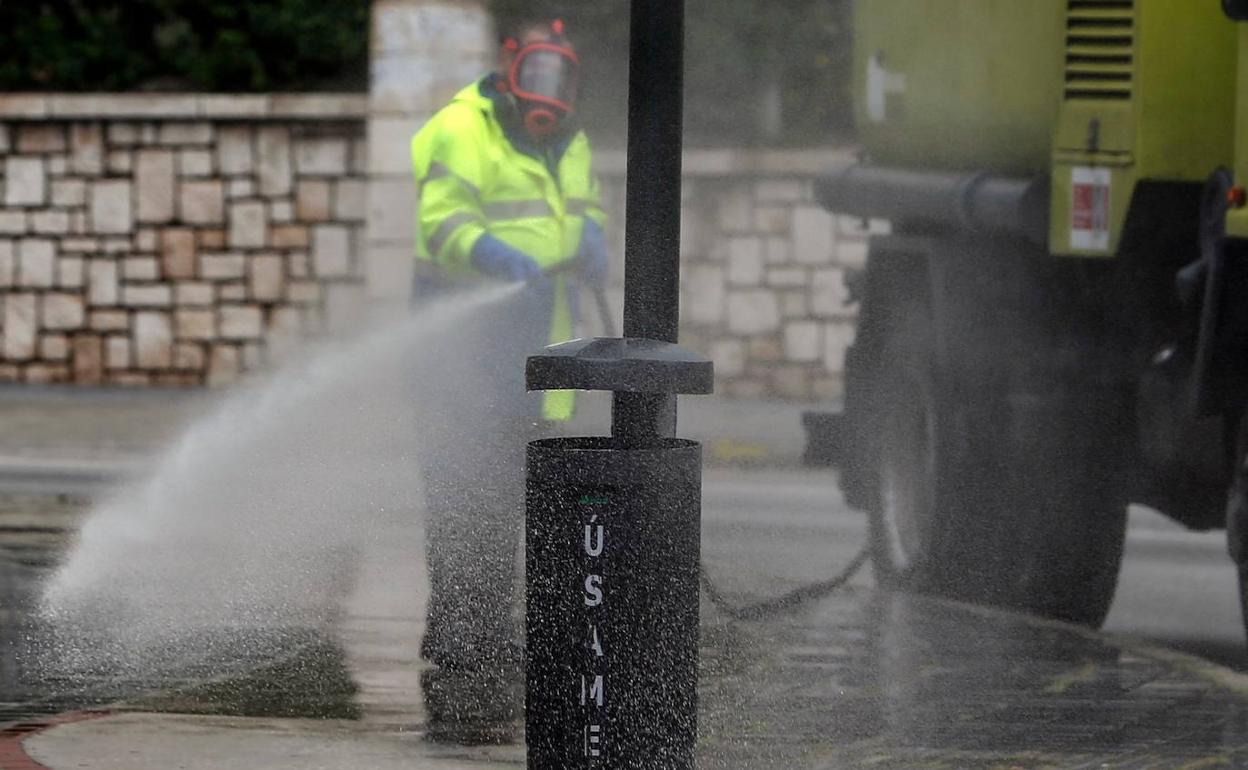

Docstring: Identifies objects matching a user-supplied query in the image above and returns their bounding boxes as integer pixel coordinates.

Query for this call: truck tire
[866,299,1128,627]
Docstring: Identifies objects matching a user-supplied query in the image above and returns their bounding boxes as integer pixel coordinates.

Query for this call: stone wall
[0,1,871,401]
[596,149,875,401]
[0,93,870,400]
[0,94,368,386]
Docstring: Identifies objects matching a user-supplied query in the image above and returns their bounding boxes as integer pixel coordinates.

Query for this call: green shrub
[0,1,369,92]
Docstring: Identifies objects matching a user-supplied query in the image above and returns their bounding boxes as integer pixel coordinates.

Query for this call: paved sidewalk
[9,523,1248,769]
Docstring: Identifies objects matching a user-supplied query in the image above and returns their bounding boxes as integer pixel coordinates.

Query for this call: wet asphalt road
[2,466,1245,728]
[700,468,1248,671]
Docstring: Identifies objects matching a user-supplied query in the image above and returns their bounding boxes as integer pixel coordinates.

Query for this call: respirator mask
[503,21,580,140]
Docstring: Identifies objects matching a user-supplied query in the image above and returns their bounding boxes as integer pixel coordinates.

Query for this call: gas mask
[503,22,580,140]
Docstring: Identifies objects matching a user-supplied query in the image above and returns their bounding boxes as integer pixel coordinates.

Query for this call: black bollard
[524,1,707,765]
[526,341,710,769]
[526,437,701,766]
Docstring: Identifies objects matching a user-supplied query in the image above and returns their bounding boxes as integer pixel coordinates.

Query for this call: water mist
[37,283,529,684]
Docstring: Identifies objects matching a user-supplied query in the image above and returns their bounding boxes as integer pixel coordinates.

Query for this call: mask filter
[524,108,559,138]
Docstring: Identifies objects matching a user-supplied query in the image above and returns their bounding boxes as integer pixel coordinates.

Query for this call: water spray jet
[35,285,523,691]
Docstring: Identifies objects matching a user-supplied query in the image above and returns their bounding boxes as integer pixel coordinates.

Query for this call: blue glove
[471,234,543,283]
[578,219,609,288]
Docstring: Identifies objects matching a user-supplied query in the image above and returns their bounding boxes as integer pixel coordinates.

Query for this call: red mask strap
[507,42,580,114]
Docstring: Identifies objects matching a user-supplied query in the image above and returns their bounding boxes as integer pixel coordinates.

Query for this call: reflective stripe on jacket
[410,81,607,422]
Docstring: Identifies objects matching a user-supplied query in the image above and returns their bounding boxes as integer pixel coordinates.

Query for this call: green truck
[817,0,1248,632]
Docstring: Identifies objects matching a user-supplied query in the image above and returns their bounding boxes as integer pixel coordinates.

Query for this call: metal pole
[525,2,707,766]
[612,0,685,443]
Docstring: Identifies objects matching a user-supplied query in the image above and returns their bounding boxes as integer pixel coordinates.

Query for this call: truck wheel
[867,312,1128,627]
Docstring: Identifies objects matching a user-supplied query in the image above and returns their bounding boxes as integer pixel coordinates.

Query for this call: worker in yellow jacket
[408,18,607,744]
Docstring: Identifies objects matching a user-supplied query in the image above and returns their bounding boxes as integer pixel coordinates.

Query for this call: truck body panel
[852,0,1066,174]
[1230,25,1248,239]
[1051,0,1236,256]
[852,0,1236,256]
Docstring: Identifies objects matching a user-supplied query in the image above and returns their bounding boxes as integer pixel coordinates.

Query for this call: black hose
[583,284,872,621]
[559,264,614,338]
[591,285,615,338]
[699,547,870,622]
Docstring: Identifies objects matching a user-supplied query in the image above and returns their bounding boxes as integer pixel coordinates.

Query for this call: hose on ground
[586,283,873,622]
[698,546,870,622]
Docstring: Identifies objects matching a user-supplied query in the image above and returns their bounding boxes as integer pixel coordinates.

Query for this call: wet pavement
[3,389,1248,767]
[702,594,1248,768]
[5,494,1248,768]
[0,495,82,725]
[0,494,366,729]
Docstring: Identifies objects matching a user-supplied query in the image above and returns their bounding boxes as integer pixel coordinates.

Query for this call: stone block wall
[0,95,870,401]
[0,2,870,401]
[0,94,369,386]
[596,149,878,402]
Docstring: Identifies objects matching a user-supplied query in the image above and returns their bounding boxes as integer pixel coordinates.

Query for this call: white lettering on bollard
[581,500,608,759]
[584,575,603,607]
[581,674,605,707]
[585,524,605,557]
[585,724,603,758]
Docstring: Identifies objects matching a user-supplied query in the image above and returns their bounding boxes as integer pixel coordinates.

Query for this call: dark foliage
[0,1,369,92]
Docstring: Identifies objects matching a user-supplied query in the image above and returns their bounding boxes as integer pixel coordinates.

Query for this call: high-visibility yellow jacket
[410,79,607,422]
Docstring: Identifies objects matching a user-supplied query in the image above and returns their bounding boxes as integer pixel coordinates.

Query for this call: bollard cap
[527,337,713,395]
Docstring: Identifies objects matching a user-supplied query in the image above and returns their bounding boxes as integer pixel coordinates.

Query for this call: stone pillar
[366,0,492,306]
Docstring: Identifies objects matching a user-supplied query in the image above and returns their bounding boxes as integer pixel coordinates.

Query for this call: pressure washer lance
[579,270,872,622]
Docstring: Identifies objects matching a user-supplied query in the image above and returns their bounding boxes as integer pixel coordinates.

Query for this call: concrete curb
[0,712,111,770]
[0,390,829,488]
[0,416,817,497]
